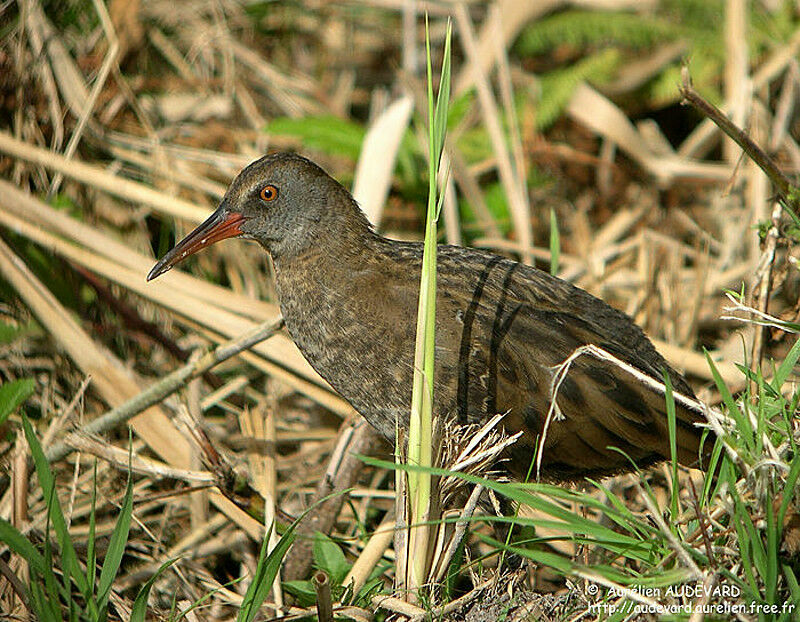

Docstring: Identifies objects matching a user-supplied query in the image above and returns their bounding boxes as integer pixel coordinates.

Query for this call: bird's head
[147,152,364,281]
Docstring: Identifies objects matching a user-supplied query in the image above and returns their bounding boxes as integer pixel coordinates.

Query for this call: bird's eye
[260,185,279,202]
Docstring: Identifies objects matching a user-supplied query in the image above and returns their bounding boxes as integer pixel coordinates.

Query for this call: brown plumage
[148,153,710,481]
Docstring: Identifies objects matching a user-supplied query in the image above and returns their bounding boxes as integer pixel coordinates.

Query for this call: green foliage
[130,558,179,622]
[537,48,621,130]
[283,530,387,608]
[0,319,34,344]
[514,1,800,112]
[312,532,350,585]
[266,116,368,161]
[284,532,354,607]
[515,11,679,56]
[0,378,35,425]
[237,522,296,622]
[548,208,560,276]
[403,18,452,595]
[0,418,145,621]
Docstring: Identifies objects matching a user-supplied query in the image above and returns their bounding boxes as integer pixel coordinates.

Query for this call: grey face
[230,153,334,255]
[147,153,337,280]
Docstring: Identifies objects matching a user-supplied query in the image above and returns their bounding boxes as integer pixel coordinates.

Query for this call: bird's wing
[435,248,709,474]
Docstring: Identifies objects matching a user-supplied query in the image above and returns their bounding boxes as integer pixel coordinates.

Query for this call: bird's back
[275,235,709,481]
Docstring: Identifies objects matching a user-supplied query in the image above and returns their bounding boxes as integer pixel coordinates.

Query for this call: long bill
[147,206,245,281]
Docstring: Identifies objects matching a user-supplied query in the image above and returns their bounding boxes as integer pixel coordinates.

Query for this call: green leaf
[0,517,47,575]
[313,532,350,586]
[772,336,800,392]
[549,208,560,276]
[87,463,97,600]
[0,320,28,344]
[0,378,35,425]
[97,466,134,613]
[432,20,452,167]
[282,579,317,607]
[237,522,296,622]
[536,48,621,130]
[130,558,179,622]
[21,415,91,600]
[663,372,680,524]
[515,10,678,56]
[266,116,366,160]
[778,452,800,528]
[705,351,753,450]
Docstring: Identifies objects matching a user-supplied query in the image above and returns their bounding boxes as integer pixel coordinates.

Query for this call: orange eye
[260,184,278,202]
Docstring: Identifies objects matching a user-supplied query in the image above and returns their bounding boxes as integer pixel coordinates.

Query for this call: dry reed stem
[0,179,273,320]
[24,3,89,116]
[455,4,533,264]
[0,234,270,538]
[723,0,749,166]
[344,517,396,596]
[352,95,414,226]
[0,235,190,464]
[44,318,284,464]
[240,397,284,607]
[62,434,216,484]
[678,28,800,159]
[47,0,120,198]
[0,131,210,223]
[568,84,734,186]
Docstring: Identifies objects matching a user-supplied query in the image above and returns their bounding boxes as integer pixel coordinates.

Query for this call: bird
[148,152,711,481]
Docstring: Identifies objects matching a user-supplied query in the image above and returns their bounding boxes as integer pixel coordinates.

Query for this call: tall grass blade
[549,208,560,275]
[405,16,452,595]
[705,351,753,449]
[237,522,295,622]
[663,372,679,524]
[0,518,47,576]
[130,558,179,622]
[771,336,800,390]
[97,461,134,614]
[21,414,91,601]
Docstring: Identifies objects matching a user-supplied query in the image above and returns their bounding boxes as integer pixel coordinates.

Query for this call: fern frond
[515,11,679,56]
[537,48,621,130]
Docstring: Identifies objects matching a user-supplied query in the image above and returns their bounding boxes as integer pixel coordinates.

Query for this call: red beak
[147,207,244,281]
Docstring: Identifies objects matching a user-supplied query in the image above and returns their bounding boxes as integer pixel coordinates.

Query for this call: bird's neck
[269,214,387,321]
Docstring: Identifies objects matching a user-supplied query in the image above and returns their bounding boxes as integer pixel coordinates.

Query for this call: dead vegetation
[1,1,799,620]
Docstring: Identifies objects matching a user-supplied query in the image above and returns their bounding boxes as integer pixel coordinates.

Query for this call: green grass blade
[130,558,179,622]
[778,452,800,527]
[549,208,560,276]
[0,518,47,575]
[237,522,295,622]
[29,578,61,622]
[97,465,134,613]
[783,563,799,614]
[0,377,35,425]
[312,532,350,586]
[42,507,67,619]
[772,335,800,391]
[765,496,778,604]
[663,372,679,525]
[87,461,97,601]
[405,17,452,592]
[21,414,90,599]
[705,350,753,449]
[432,20,452,166]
